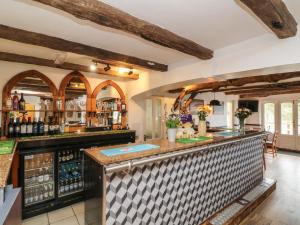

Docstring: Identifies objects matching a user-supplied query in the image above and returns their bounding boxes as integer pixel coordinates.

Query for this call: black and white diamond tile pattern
[105,137,264,225]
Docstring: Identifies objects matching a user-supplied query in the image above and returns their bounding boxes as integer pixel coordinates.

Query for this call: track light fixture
[104,64,111,71]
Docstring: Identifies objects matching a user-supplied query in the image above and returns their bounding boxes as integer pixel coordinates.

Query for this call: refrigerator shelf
[25,165,53,172]
[58,188,83,198]
[24,180,54,189]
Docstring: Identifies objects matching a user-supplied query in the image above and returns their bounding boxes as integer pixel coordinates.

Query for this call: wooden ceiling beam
[0,24,167,72]
[31,0,213,60]
[0,51,139,80]
[239,0,297,38]
[187,71,300,93]
[240,89,300,98]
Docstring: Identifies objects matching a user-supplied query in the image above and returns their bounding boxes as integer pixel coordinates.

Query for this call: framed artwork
[213,101,225,115]
[189,99,204,115]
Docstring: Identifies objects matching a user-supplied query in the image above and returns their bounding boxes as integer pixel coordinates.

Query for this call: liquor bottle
[14,117,21,137]
[54,117,60,134]
[19,93,26,111]
[27,117,33,136]
[8,118,14,138]
[20,117,27,137]
[60,120,65,134]
[44,117,49,135]
[49,117,54,135]
[6,96,12,110]
[32,118,38,136]
[12,91,19,110]
[38,118,45,135]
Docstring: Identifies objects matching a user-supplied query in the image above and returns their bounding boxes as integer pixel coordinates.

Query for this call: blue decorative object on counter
[100,144,160,157]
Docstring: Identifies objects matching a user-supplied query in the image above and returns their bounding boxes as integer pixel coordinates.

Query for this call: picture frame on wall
[213,101,225,115]
[189,99,204,115]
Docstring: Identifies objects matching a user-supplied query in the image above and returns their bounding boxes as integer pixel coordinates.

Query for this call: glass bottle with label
[14,117,21,137]
[27,117,33,136]
[32,118,38,136]
[38,118,45,135]
[19,93,26,111]
[21,117,27,137]
[12,91,19,110]
[8,117,14,138]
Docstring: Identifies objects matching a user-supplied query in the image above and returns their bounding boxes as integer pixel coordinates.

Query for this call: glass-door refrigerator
[21,151,56,218]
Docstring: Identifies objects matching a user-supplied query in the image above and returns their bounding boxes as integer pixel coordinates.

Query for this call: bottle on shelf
[21,117,27,137]
[48,116,54,135]
[27,117,33,137]
[44,117,49,135]
[60,119,65,134]
[14,117,21,137]
[12,91,19,110]
[8,117,14,138]
[32,118,38,136]
[38,118,45,135]
[6,96,12,110]
[19,93,26,111]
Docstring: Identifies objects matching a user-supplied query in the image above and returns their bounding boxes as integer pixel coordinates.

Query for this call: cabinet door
[23,152,55,207]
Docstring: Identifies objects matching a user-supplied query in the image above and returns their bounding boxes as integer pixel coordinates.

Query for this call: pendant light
[209,92,221,106]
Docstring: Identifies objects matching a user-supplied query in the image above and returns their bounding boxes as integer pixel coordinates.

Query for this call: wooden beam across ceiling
[0,51,139,80]
[31,0,213,60]
[186,71,300,94]
[173,71,300,110]
[240,89,300,98]
[0,24,167,72]
[239,0,297,38]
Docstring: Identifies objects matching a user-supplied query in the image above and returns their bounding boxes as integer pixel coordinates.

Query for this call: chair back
[272,131,279,147]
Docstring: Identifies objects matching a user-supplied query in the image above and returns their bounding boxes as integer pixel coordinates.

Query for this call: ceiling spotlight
[128,69,133,75]
[90,61,97,71]
[104,64,111,71]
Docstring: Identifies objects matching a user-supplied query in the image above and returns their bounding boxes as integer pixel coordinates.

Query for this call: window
[263,103,275,133]
[281,102,293,135]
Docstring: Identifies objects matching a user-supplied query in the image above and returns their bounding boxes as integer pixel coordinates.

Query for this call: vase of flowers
[197,105,212,136]
[166,114,181,142]
[235,107,252,133]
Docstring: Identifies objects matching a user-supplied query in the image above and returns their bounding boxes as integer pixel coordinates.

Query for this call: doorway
[262,100,300,150]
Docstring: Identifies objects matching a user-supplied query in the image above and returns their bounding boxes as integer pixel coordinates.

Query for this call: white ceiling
[0,0,299,66]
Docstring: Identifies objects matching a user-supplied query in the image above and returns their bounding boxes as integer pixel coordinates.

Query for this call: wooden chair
[264,131,278,158]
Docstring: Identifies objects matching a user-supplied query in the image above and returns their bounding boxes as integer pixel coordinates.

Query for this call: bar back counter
[10,130,135,219]
[84,131,268,225]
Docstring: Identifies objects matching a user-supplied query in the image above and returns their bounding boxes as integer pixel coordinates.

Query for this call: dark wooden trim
[239,0,297,38]
[31,0,213,60]
[0,24,168,72]
[0,52,139,80]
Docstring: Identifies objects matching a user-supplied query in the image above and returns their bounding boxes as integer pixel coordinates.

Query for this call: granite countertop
[0,130,134,188]
[85,131,266,166]
[0,143,16,188]
[17,130,135,142]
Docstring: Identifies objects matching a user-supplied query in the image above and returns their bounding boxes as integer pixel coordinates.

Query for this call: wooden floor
[241,151,300,225]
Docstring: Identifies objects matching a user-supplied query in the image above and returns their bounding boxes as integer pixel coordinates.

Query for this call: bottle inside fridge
[24,153,55,206]
[58,149,83,197]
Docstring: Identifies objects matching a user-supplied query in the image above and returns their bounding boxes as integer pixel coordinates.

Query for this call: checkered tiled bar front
[84,134,264,225]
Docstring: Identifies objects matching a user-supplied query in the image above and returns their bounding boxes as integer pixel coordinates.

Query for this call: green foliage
[166,114,181,128]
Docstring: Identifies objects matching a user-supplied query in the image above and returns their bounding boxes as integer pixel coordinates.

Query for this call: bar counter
[84,131,266,225]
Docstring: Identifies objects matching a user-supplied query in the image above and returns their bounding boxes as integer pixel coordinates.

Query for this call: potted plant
[166,114,181,142]
[235,107,252,133]
[197,105,212,136]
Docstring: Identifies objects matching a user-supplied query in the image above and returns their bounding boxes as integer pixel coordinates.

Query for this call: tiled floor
[22,202,84,225]
[22,151,300,225]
